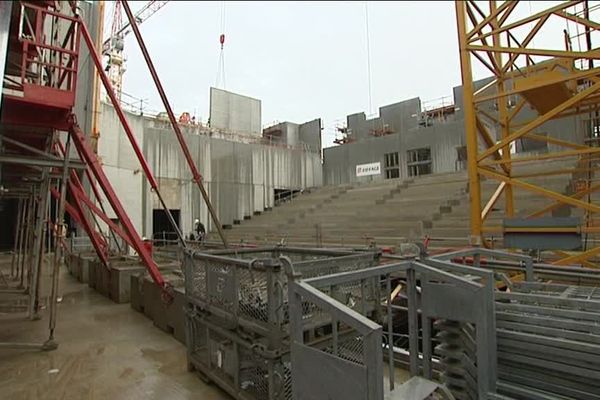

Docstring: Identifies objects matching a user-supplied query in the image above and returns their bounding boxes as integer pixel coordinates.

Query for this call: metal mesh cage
[185,311,291,400]
[183,247,379,335]
[238,267,270,324]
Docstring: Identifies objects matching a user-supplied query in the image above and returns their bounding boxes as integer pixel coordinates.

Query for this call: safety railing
[6,2,81,107]
[286,258,497,400]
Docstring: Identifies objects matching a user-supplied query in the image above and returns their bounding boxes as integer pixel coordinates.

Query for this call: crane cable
[365,2,373,116]
[216,1,226,89]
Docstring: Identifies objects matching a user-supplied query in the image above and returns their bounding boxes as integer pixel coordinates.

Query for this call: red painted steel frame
[54,141,111,264]
[50,188,82,226]
[74,6,185,245]
[55,179,109,266]
[69,123,165,287]
[69,183,134,249]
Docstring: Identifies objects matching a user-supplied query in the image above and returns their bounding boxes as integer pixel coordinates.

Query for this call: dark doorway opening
[152,209,180,245]
[0,198,18,250]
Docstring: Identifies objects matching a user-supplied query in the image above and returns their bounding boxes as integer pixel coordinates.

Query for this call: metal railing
[183,247,380,340]
[286,257,497,400]
[5,2,80,106]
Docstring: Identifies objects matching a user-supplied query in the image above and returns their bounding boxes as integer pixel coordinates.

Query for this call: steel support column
[456,0,483,245]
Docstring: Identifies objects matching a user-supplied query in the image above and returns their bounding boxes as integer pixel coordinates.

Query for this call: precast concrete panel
[299,118,322,154]
[209,87,261,136]
[98,103,146,171]
[98,165,144,237]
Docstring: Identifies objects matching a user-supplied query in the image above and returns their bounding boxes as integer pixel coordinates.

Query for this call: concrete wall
[324,119,465,185]
[209,87,261,136]
[324,76,583,185]
[97,103,146,235]
[97,103,322,237]
[347,98,420,141]
[263,119,322,155]
[299,118,322,154]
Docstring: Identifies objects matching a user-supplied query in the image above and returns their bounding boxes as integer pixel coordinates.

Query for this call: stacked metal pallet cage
[183,246,381,400]
[495,281,600,400]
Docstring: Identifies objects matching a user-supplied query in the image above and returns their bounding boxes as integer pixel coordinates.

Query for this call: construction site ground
[0,254,229,400]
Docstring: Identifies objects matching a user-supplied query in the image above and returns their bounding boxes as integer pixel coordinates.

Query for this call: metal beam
[0,154,86,169]
[478,166,600,214]
[456,0,483,244]
[479,81,600,161]
[469,1,582,43]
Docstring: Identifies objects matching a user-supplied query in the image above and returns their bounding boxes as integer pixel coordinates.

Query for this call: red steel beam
[52,181,109,266]
[56,139,104,207]
[50,188,82,226]
[69,183,134,249]
[69,122,165,287]
[121,0,229,248]
[54,140,125,253]
[71,2,185,247]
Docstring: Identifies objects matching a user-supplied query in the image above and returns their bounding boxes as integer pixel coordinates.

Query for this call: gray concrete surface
[0,255,229,400]
[97,101,322,238]
[209,87,261,136]
[324,77,583,186]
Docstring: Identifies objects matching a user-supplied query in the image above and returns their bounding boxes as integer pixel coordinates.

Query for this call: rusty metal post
[28,166,51,320]
[44,134,72,350]
[20,192,34,289]
[10,199,23,278]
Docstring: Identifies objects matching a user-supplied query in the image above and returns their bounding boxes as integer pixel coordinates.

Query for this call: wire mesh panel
[238,267,270,324]
[185,308,291,400]
[183,247,380,336]
[289,278,383,400]
[183,247,382,400]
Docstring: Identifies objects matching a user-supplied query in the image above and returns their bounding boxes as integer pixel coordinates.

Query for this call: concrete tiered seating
[222,157,579,249]
[426,158,578,247]
[223,171,468,247]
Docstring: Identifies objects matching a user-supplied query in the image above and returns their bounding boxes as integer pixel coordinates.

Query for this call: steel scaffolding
[455,0,600,266]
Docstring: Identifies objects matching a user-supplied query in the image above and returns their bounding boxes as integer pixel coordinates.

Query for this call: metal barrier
[287,259,496,400]
[184,246,600,400]
[183,247,380,340]
[183,246,380,400]
[185,309,292,400]
[495,281,600,399]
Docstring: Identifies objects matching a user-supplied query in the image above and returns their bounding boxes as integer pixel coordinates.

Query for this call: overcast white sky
[109,1,596,147]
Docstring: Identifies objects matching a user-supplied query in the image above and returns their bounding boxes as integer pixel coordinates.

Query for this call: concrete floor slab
[0,256,229,400]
